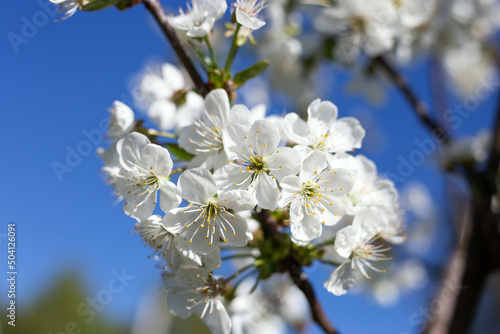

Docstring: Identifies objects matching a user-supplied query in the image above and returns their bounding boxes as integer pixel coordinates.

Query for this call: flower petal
[220,212,253,247]
[300,151,328,181]
[178,168,217,204]
[247,120,280,157]
[117,132,150,167]
[252,173,280,210]
[284,113,310,145]
[217,190,257,211]
[267,147,301,181]
[307,99,338,124]
[214,163,253,191]
[159,181,182,213]
[141,143,173,176]
[204,89,230,121]
[323,261,355,296]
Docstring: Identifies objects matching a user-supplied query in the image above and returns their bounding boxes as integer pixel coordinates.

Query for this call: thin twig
[373,56,450,143]
[142,0,209,97]
[257,210,339,334]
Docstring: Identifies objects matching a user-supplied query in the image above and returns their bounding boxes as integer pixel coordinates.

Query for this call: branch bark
[257,210,339,334]
[373,56,450,143]
[142,0,209,97]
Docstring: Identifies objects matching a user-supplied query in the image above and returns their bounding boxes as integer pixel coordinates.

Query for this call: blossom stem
[317,259,343,266]
[225,262,255,283]
[314,238,336,249]
[224,23,242,73]
[204,36,218,68]
[142,0,209,97]
[373,56,450,143]
[146,128,177,139]
[221,253,257,261]
[257,210,339,334]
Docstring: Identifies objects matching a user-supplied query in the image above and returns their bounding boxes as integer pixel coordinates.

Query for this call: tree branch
[373,56,450,143]
[142,0,209,97]
[257,210,339,334]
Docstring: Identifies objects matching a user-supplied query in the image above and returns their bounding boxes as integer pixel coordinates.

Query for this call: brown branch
[257,210,339,334]
[431,86,500,334]
[142,0,209,97]
[373,56,450,143]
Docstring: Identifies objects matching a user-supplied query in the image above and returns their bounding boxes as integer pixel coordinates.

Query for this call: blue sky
[1,1,498,334]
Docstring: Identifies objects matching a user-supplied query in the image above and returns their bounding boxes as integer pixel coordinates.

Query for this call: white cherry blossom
[279,151,354,244]
[214,119,301,210]
[165,266,231,334]
[168,0,228,37]
[136,215,222,270]
[284,99,365,160]
[314,0,398,61]
[115,132,181,220]
[107,101,135,141]
[138,63,204,132]
[324,209,392,296]
[50,0,85,19]
[235,0,270,30]
[164,168,256,254]
[178,89,254,171]
[329,153,404,244]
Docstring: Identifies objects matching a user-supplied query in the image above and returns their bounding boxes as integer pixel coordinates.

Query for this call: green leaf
[232,60,270,88]
[115,0,141,10]
[166,143,195,161]
[82,0,120,11]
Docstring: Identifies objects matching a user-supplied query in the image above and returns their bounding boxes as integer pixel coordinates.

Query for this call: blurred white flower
[138,63,204,133]
[235,0,270,30]
[168,0,228,37]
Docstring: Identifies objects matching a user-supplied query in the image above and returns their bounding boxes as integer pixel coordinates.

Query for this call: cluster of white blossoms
[99,84,404,332]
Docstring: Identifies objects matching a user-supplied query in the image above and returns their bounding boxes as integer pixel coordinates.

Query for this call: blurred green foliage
[2,272,129,334]
[1,271,212,334]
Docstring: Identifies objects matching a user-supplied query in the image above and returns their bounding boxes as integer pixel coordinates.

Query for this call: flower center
[350,16,366,32]
[248,155,268,172]
[189,109,224,152]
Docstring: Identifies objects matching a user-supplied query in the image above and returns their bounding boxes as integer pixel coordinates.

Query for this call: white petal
[166,287,193,318]
[178,124,201,155]
[289,202,323,244]
[217,190,257,211]
[235,9,266,30]
[300,151,328,181]
[334,225,358,258]
[307,99,338,124]
[159,181,182,213]
[317,168,354,197]
[121,189,156,222]
[252,173,280,210]
[227,104,252,126]
[326,117,366,152]
[267,147,301,181]
[117,132,150,166]
[214,163,253,191]
[161,63,185,92]
[283,113,310,145]
[148,100,176,131]
[141,143,173,176]
[204,89,230,121]
[164,207,200,235]
[186,222,217,254]
[247,120,280,157]
[202,300,232,334]
[278,175,302,208]
[222,123,251,160]
[323,261,355,296]
[178,168,217,204]
[220,212,253,247]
